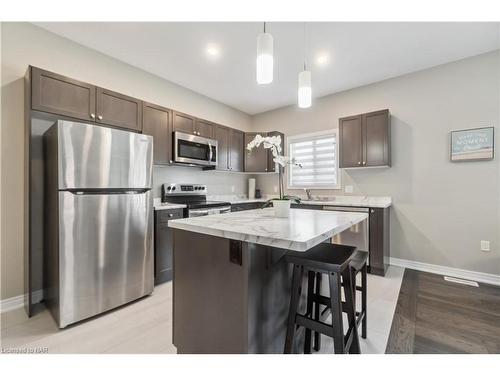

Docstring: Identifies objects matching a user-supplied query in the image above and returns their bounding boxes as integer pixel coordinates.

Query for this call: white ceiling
[35,22,499,115]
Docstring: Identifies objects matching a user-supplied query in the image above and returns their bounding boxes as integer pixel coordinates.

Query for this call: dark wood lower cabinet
[154,208,184,285]
[368,207,390,276]
[231,202,264,212]
[291,203,323,210]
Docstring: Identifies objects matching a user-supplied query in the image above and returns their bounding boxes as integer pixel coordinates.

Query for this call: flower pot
[273,200,291,218]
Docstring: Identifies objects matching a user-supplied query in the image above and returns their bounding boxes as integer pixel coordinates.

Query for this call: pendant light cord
[303,22,307,71]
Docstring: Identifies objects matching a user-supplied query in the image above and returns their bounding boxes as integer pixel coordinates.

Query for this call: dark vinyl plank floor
[386,269,500,354]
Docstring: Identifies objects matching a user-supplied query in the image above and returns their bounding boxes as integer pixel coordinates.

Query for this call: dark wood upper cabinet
[244,132,269,172]
[195,119,215,139]
[172,111,196,134]
[215,124,230,170]
[363,110,391,167]
[96,88,142,132]
[339,109,390,168]
[339,115,363,168]
[214,126,244,172]
[266,131,285,172]
[31,67,96,122]
[142,102,172,165]
[229,129,244,172]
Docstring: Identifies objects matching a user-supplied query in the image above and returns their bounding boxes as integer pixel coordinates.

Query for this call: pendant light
[298,23,312,108]
[256,22,273,84]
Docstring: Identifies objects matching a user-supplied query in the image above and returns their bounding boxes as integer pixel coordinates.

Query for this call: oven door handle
[189,209,209,217]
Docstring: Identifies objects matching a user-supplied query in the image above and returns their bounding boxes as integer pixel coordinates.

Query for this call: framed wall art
[450,127,494,162]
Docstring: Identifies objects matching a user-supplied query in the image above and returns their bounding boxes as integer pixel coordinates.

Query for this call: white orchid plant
[246,134,302,206]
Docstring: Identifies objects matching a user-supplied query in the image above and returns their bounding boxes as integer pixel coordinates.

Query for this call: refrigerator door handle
[65,188,150,195]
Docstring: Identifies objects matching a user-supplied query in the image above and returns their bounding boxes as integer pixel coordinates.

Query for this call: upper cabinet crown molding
[339,109,391,168]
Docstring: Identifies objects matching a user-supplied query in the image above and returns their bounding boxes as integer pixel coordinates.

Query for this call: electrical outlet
[273,185,278,193]
[481,240,490,252]
[345,185,353,194]
[231,185,235,193]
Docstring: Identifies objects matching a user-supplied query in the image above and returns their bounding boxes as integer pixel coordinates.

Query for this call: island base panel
[172,229,307,354]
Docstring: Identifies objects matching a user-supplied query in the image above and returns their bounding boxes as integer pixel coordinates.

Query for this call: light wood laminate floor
[1,266,404,354]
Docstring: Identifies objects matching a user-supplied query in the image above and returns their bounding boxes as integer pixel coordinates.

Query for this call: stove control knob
[172,186,176,191]
[201,186,205,190]
[167,186,171,191]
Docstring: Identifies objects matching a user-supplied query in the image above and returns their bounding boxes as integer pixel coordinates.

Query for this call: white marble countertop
[212,195,391,208]
[297,196,392,208]
[168,208,368,251]
[228,198,268,204]
[207,195,267,204]
[153,198,186,211]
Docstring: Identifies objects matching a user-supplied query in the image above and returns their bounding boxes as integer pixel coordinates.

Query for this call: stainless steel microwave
[173,131,218,167]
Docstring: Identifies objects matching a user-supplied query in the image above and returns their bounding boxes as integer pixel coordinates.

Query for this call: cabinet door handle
[168,213,174,218]
[90,113,95,119]
[357,161,361,165]
[98,115,103,120]
[370,209,375,213]
[363,161,366,165]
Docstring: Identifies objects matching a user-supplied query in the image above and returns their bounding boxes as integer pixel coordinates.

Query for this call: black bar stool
[313,249,369,351]
[350,250,368,339]
[283,243,361,354]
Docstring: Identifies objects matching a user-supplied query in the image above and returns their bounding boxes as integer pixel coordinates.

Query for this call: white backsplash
[152,165,255,198]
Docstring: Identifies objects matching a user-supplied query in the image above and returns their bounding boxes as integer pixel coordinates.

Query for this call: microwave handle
[208,142,213,162]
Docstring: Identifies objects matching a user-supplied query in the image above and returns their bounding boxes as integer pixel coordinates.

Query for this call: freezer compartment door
[58,190,153,327]
[57,121,152,189]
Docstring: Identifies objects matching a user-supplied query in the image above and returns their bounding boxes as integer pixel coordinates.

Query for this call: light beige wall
[0,22,252,300]
[253,51,500,275]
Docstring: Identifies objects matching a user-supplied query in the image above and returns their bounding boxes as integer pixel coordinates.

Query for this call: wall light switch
[231,185,235,193]
[273,185,278,193]
[481,240,490,252]
[345,185,353,194]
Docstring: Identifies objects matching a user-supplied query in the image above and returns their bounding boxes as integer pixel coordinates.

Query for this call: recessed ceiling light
[205,44,220,59]
[315,52,330,67]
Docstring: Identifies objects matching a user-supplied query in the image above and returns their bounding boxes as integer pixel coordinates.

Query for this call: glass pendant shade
[256,32,274,84]
[298,70,312,108]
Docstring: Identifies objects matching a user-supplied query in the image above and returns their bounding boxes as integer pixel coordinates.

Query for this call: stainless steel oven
[173,131,217,166]
[188,206,231,217]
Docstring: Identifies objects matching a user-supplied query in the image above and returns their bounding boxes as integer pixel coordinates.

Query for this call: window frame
[286,129,341,190]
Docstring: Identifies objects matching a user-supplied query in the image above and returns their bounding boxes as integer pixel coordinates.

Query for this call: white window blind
[287,131,340,189]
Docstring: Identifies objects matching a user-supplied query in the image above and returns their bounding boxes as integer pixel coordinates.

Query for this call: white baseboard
[390,257,500,286]
[0,290,43,314]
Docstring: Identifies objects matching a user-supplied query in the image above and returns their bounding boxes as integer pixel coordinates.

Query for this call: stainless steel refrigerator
[44,120,154,328]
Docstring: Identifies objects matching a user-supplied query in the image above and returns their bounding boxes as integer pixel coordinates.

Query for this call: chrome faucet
[304,188,313,200]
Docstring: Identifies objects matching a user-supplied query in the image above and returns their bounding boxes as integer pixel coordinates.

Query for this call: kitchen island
[168,208,368,354]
